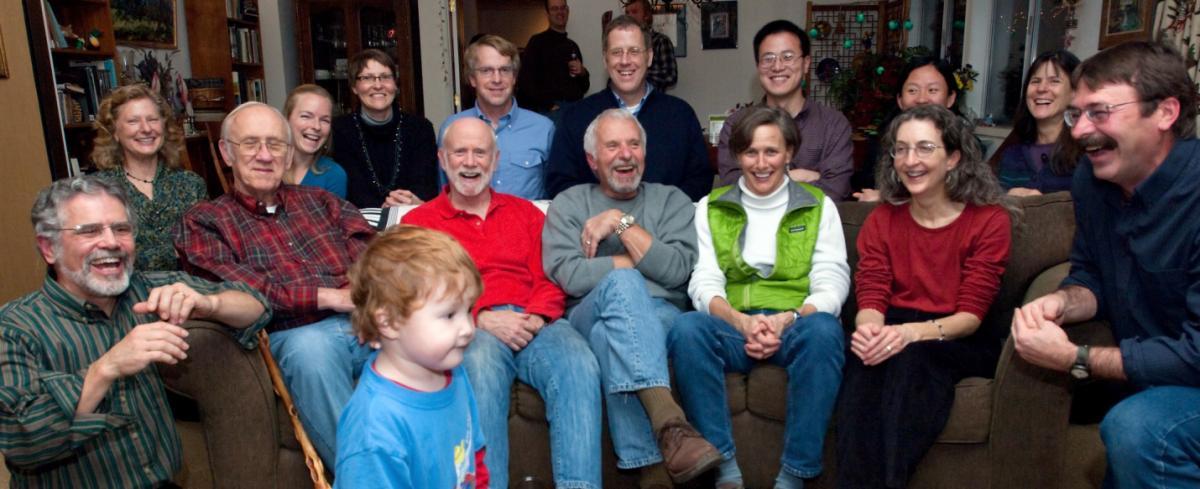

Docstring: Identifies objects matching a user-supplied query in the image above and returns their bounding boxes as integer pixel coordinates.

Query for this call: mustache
[1077,133,1117,151]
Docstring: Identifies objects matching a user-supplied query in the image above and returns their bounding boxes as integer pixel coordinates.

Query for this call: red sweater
[402,191,565,321]
[855,203,1011,319]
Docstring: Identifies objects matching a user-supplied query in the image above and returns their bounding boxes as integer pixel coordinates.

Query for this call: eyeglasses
[224,138,291,157]
[758,51,801,68]
[473,65,515,78]
[355,74,395,84]
[51,222,135,239]
[889,142,944,158]
[1063,101,1142,127]
[607,47,645,59]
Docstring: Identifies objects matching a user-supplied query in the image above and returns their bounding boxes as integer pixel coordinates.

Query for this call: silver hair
[439,117,498,151]
[583,108,647,159]
[221,101,293,145]
[32,176,132,243]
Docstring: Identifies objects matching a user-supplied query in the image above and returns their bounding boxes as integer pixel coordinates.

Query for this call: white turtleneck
[689,178,850,316]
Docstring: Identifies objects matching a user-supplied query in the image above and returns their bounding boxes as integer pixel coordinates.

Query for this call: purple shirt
[717,101,854,201]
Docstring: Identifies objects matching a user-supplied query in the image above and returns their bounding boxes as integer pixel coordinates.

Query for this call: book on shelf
[227,26,261,64]
[57,60,115,123]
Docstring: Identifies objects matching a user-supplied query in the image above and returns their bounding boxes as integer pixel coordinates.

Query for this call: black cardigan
[331,107,438,209]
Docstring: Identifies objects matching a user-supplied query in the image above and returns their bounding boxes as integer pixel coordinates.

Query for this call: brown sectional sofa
[157,191,1106,489]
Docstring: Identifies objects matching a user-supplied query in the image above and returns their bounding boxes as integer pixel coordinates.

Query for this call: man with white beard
[0,176,269,488]
[402,117,602,488]
[542,108,720,487]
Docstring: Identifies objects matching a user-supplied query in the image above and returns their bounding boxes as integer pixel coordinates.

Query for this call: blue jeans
[463,306,602,489]
[267,314,373,465]
[566,269,683,469]
[1101,386,1200,489]
[668,310,845,478]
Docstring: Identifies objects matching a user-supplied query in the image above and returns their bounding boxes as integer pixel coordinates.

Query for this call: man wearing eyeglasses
[1012,42,1200,488]
[546,15,712,202]
[439,35,555,200]
[175,102,377,467]
[714,20,853,201]
[517,0,589,114]
[0,176,269,488]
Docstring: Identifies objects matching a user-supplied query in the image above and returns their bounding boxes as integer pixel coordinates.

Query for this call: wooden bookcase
[184,0,267,113]
[295,0,423,117]
[27,0,120,177]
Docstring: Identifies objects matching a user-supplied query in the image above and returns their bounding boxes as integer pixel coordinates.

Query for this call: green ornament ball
[855,13,865,23]
[904,19,914,30]
[809,28,820,39]
[875,66,885,75]
[843,39,854,49]
[887,20,899,30]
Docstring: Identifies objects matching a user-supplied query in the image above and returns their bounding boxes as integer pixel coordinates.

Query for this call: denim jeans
[267,314,373,465]
[1101,385,1200,489]
[566,269,683,469]
[668,310,845,478]
[463,305,602,489]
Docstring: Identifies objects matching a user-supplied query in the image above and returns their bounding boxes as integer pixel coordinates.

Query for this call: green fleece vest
[707,182,824,312]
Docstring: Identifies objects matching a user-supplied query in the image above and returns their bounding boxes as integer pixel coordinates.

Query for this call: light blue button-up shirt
[438,99,555,200]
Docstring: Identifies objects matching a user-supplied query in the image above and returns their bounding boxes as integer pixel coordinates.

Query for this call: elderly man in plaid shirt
[175,102,376,468]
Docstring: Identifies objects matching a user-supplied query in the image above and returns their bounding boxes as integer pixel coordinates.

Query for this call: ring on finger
[885,344,893,352]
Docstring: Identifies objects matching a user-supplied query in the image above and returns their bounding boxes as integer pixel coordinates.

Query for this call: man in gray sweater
[543,108,720,487]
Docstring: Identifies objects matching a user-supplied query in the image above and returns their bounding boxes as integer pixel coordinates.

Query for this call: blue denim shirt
[1062,138,1200,388]
[439,100,555,200]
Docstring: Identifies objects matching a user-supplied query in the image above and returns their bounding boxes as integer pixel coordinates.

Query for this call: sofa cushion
[937,377,993,443]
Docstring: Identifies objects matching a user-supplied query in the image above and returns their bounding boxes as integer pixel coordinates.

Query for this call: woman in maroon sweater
[836,104,1013,489]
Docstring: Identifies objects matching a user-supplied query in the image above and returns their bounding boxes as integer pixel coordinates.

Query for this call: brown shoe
[656,419,722,483]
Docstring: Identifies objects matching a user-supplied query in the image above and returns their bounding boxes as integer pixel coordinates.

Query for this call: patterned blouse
[95,165,207,272]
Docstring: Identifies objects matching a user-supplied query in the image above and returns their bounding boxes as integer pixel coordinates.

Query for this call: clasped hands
[1011,292,1077,371]
[97,283,218,380]
[478,309,546,351]
[580,209,625,259]
[850,322,918,366]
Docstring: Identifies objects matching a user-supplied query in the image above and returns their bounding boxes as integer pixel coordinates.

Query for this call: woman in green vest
[667,106,851,489]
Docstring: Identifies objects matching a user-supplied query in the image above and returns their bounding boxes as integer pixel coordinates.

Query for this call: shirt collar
[473,99,519,129]
[232,186,287,216]
[612,83,653,115]
[431,188,505,219]
[39,273,130,321]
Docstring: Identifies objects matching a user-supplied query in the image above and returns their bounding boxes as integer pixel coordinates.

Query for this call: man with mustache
[0,176,269,488]
[543,108,720,488]
[545,15,712,202]
[1012,41,1200,487]
[404,117,601,488]
[175,102,377,467]
[439,35,556,200]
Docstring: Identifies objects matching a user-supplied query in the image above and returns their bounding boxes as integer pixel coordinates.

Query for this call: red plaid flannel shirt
[175,185,376,330]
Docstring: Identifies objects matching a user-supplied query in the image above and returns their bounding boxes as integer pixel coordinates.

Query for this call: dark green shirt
[96,166,208,272]
[0,272,270,488]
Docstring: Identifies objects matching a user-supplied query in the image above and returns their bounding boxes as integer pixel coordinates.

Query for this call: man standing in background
[519,0,590,114]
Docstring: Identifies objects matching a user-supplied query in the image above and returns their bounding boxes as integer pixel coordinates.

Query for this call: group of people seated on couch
[1,7,1198,489]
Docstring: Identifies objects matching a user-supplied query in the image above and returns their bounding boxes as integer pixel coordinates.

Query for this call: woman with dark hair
[669,106,849,489]
[989,50,1082,196]
[91,84,207,271]
[837,104,1013,489]
[331,49,438,209]
[854,57,966,201]
[285,84,348,198]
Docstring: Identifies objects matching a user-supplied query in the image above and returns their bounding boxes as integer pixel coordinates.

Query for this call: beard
[58,247,133,298]
[447,167,495,198]
[604,160,643,195]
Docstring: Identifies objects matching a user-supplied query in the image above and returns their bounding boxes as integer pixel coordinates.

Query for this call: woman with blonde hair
[92,83,206,271]
[284,84,347,198]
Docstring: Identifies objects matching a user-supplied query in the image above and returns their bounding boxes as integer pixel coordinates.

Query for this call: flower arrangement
[954,64,980,92]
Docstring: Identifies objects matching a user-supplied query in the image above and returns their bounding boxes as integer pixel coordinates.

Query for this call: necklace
[354,112,405,197]
[123,168,155,184]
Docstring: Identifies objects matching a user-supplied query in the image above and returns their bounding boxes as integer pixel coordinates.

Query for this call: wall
[0,1,55,302]
[260,0,299,107]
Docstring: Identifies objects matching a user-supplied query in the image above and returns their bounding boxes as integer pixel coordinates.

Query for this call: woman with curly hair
[91,84,207,272]
[837,104,1014,489]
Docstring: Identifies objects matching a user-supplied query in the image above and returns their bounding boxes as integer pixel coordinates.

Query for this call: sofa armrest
[987,263,1074,488]
[159,320,284,489]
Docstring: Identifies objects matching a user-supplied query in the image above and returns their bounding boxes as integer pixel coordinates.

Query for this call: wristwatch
[616,213,637,235]
[1069,344,1091,380]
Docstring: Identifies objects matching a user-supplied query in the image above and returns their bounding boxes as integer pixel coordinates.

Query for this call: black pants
[835,308,999,489]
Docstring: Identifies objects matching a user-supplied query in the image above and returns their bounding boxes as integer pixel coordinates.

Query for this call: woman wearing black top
[331,49,437,209]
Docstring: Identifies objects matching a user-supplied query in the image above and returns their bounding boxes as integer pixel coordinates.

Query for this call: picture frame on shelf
[1098,0,1154,49]
[701,1,737,50]
[112,0,178,48]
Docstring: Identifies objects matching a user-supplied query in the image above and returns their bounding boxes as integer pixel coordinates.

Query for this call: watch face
[1070,366,1089,380]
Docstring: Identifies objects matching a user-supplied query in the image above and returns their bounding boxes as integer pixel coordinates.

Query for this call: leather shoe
[656,419,722,483]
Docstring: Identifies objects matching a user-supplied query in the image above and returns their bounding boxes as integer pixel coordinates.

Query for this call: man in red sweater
[401,117,602,488]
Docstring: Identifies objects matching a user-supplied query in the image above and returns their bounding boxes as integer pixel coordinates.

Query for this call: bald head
[220,102,292,203]
[440,117,498,199]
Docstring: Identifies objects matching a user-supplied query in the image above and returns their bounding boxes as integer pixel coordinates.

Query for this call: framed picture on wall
[1098,0,1155,50]
[112,0,177,48]
[653,3,687,57]
[701,1,737,50]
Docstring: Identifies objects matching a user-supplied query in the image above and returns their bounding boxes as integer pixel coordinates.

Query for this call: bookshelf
[295,0,423,116]
[32,0,120,176]
[184,0,266,117]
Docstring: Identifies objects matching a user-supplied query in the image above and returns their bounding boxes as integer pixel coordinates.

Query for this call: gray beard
[58,248,133,298]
